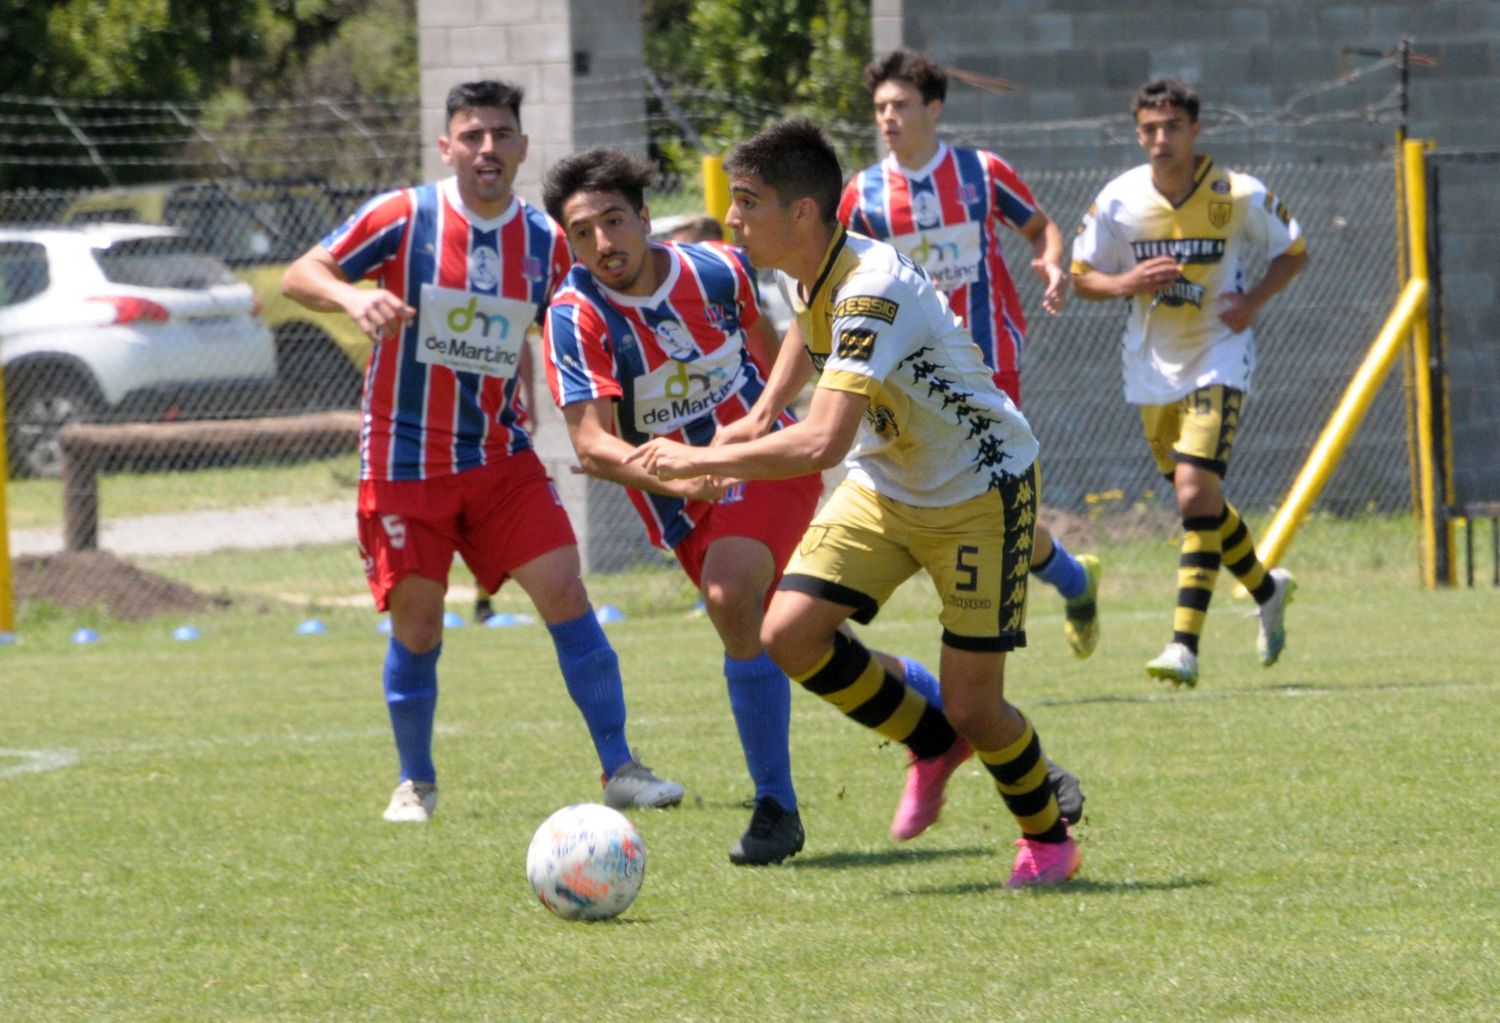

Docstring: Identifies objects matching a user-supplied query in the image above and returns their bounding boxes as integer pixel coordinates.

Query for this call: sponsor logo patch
[833,295,899,323]
[836,327,877,361]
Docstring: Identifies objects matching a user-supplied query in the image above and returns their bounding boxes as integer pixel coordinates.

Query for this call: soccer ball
[526,803,646,921]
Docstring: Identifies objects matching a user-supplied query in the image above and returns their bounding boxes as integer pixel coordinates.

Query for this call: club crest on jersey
[703,302,735,331]
[1212,179,1231,194]
[654,319,700,361]
[524,256,546,282]
[912,190,943,228]
[1209,201,1232,229]
[469,245,501,290]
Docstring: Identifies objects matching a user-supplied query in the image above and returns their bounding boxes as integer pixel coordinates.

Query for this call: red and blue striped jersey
[322,178,570,481]
[838,143,1038,402]
[543,240,794,549]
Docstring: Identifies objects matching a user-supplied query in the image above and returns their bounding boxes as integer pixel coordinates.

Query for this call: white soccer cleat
[602,758,685,810]
[383,779,438,822]
[1145,641,1199,688]
[1256,568,1296,667]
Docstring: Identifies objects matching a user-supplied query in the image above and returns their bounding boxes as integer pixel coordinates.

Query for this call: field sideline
[2,515,1496,1022]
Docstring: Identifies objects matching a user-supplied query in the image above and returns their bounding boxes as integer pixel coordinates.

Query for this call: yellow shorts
[1140,385,1244,478]
[778,465,1038,652]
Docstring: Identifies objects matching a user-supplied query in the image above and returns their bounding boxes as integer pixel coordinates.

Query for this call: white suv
[1,224,277,477]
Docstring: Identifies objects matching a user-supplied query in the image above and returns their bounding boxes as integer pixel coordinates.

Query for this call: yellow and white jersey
[793,227,1038,507]
[1070,157,1306,405]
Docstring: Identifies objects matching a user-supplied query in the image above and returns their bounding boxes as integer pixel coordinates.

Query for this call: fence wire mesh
[2,79,1436,623]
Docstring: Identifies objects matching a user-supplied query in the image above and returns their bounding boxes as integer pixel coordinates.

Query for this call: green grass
[2,514,1497,1022]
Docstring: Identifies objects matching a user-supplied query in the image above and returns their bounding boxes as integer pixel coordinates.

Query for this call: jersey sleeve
[1069,194,1131,275]
[838,176,871,233]
[543,291,624,408]
[1239,173,1307,260]
[320,189,410,283]
[986,152,1039,229]
[817,270,926,400]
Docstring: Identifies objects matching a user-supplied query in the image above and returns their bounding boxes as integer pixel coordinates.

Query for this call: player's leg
[923,467,1078,886]
[462,457,682,809]
[1030,523,1102,659]
[359,483,462,823]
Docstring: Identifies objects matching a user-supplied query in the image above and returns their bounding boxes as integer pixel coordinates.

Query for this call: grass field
[2,515,1497,1022]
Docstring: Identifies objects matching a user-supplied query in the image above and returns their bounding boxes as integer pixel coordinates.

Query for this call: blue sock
[724,652,797,812]
[1033,539,1088,600]
[900,656,943,713]
[384,638,439,783]
[549,610,633,778]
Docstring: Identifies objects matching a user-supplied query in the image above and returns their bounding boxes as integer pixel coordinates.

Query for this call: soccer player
[628,120,1082,887]
[540,148,817,864]
[1070,78,1306,688]
[281,80,683,822]
[840,49,1101,661]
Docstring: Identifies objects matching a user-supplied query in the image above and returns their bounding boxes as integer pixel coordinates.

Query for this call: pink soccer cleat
[1006,834,1082,888]
[890,735,973,841]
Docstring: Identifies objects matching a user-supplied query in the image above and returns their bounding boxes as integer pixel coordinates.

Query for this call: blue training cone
[296,618,327,636]
[595,604,626,624]
[0,632,17,647]
[72,627,100,645]
[442,610,465,628]
[376,616,393,634]
[172,625,200,642]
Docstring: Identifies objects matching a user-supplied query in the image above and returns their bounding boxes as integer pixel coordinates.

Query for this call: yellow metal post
[1403,138,1447,587]
[1257,279,1429,569]
[702,155,730,226]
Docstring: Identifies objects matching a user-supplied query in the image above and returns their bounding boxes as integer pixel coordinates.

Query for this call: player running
[282,80,682,822]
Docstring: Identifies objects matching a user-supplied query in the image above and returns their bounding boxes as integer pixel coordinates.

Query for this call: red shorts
[671,472,823,600]
[356,452,576,611]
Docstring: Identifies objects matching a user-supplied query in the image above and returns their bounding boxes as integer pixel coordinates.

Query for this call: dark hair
[862,48,948,105]
[669,214,723,242]
[1132,78,1200,122]
[541,147,655,224]
[724,119,843,224]
[445,80,525,128]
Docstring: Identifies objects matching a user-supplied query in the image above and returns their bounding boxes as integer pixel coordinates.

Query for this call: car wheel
[276,326,363,412]
[4,366,105,479]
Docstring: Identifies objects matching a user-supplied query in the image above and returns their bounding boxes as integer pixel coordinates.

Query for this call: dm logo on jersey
[470,246,501,290]
[912,190,943,228]
[1209,201,1232,229]
[654,320,700,361]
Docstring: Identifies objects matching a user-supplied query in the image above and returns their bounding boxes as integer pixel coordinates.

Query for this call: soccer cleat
[602,758,685,810]
[473,596,495,624]
[1146,641,1199,688]
[891,735,973,841]
[1256,568,1296,667]
[1046,757,1086,826]
[383,779,438,823]
[729,796,805,866]
[1007,834,1082,888]
[1062,554,1102,659]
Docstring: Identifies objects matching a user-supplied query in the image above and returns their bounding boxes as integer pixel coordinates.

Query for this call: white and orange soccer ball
[526,803,646,921]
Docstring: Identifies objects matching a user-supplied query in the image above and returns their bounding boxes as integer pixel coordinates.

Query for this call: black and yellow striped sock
[790,632,956,758]
[1217,503,1277,603]
[1173,515,1222,654]
[977,717,1068,843]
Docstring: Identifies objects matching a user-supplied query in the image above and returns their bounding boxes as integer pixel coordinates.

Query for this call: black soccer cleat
[1047,757,1086,826]
[729,796,805,866]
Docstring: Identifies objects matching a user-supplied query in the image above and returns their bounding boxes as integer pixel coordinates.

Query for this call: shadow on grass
[1029,676,1497,709]
[790,845,995,870]
[882,876,1213,898]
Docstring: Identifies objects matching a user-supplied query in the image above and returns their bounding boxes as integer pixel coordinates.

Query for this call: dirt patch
[1040,502,1180,549]
[11,552,229,621]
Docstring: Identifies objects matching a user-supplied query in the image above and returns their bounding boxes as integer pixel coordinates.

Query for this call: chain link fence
[2,80,1439,622]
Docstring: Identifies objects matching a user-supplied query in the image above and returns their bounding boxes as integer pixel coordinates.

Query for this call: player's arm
[1218,247,1308,333]
[629,384,864,481]
[282,244,414,343]
[562,397,724,501]
[714,319,814,446]
[1017,210,1068,315]
[1070,257,1183,301]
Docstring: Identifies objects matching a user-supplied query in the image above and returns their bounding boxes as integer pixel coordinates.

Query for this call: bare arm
[628,384,866,481]
[282,244,414,343]
[1017,210,1067,315]
[1071,256,1184,302]
[1218,249,1309,333]
[562,397,724,501]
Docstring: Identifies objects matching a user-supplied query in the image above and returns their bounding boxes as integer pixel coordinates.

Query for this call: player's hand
[623,437,702,480]
[1217,292,1257,334]
[711,416,767,447]
[346,289,415,342]
[1128,256,1183,295]
[1032,258,1069,315]
[676,475,732,502]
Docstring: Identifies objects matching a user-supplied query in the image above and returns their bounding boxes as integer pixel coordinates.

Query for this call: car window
[95,236,237,289]
[0,241,49,306]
